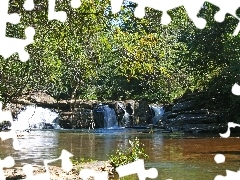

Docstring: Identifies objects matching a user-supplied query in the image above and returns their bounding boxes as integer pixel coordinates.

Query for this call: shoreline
[4,161,114,180]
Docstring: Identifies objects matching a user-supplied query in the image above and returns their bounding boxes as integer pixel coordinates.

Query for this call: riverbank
[3,90,240,133]
[4,161,114,180]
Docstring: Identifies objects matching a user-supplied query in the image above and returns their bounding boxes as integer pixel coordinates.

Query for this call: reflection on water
[1,129,240,179]
[0,131,59,166]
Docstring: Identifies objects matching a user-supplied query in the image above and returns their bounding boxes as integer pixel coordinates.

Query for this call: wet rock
[59,120,73,129]
[135,101,153,125]
[181,123,228,133]
[175,114,218,124]
[162,112,178,120]
[159,91,229,133]
[172,100,195,112]
[180,109,209,115]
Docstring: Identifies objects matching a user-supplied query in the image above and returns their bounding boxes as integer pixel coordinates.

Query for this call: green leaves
[109,137,148,169]
[2,0,239,104]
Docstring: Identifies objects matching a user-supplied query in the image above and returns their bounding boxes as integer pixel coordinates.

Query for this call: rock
[53,101,70,109]
[175,114,218,124]
[59,120,73,129]
[13,91,57,105]
[135,101,153,125]
[5,89,232,133]
[4,161,114,180]
[159,91,229,133]
[180,109,209,115]
[163,112,178,119]
[182,123,228,133]
[172,100,195,112]
[30,91,57,104]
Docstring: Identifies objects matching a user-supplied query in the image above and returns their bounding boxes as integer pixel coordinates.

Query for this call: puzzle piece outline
[0,156,15,180]
[22,149,74,180]
[111,0,240,35]
[0,0,35,62]
[116,159,158,180]
[0,0,81,62]
[214,154,240,180]
[3,0,240,179]
[0,102,21,150]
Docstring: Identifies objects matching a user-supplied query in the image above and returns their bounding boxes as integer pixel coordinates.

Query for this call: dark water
[1,129,240,180]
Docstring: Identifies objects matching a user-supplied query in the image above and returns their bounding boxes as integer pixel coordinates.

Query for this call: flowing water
[150,105,165,125]
[1,106,239,179]
[1,129,240,180]
[12,105,60,130]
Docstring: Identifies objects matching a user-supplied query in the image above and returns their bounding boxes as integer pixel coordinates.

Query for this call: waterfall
[117,102,131,127]
[12,105,61,130]
[102,105,118,128]
[150,105,165,125]
[93,104,118,129]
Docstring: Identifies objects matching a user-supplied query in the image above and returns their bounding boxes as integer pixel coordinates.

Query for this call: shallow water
[1,129,240,179]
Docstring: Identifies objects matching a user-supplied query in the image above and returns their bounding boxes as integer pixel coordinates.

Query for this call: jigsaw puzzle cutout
[79,159,158,180]
[79,169,108,180]
[219,122,240,138]
[111,0,207,29]
[214,154,226,164]
[22,149,73,180]
[2,0,240,179]
[0,102,21,150]
[0,0,35,62]
[111,0,240,35]
[232,83,240,96]
[0,156,15,180]
[215,170,240,180]
[0,0,81,62]
[48,0,81,22]
[116,159,158,180]
[214,154,240,180]
[24,0,81,22]
[215,123,240,179]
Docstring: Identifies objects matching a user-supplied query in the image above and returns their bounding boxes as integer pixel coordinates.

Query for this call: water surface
[0,129,240,180]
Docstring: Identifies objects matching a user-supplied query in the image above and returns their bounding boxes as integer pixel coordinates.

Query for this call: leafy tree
[2,0,240,109]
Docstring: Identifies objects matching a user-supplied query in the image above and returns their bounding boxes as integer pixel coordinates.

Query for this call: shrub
[109,137,149,169]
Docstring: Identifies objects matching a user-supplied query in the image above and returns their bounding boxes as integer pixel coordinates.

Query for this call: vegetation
[1,1,240,111]
[71,157,95,165]
[70,157,96,171]
[108,137,148,169]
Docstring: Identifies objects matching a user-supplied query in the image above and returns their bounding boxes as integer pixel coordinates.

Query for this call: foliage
[108,137,148,169]
[1,1,240,109]
[71,157,95,165]
[70,157,95,171]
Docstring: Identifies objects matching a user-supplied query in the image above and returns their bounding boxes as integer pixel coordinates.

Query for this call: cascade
[150,105,165,125]
[102,105,118,128]
[93,104,118,129]
[12,105,61,130]
[117,102,131,127]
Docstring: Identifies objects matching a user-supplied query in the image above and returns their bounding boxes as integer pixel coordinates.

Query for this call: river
[0,129,240,180]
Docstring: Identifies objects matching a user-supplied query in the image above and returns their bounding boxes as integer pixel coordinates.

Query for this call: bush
[108,137,149,169]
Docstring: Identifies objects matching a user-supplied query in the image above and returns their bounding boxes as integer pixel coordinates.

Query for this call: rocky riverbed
[158,90,240,133]
[4,161,114,180]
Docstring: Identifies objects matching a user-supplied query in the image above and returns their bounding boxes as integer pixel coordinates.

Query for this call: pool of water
[1,128,240,179]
